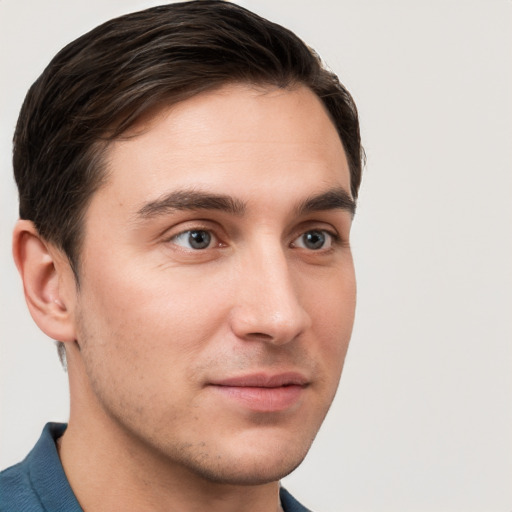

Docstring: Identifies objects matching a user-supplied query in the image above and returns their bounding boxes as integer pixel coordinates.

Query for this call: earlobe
[12,220,77,343]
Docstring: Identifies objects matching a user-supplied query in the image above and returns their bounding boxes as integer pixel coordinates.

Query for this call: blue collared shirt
[0,423,311,511]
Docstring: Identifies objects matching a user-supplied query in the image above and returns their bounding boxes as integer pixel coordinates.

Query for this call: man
[0,1,363,511]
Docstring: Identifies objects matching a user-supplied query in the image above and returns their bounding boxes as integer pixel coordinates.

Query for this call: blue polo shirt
[0,423,311,511]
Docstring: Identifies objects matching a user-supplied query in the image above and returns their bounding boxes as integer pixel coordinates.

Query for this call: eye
[292,229,334,250]
[171,229,215,250]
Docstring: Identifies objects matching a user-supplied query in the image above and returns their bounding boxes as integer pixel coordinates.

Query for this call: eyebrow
[135,186,355,220]
[136,189,246,218]
[296,188,356,217]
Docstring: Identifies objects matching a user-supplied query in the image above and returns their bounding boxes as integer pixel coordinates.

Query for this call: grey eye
[172,230,212,249]
[293,230,331,250]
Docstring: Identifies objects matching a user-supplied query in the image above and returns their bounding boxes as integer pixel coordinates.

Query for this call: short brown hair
[14,0,363,277]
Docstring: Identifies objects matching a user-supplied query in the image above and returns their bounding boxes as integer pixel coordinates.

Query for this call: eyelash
[167,227,341,252]
[170,229,222,250]
[291,229,341,251]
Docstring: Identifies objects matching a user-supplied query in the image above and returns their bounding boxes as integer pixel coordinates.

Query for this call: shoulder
[0,423,80,512]
[0,459,44,511]
[280,486,314,512]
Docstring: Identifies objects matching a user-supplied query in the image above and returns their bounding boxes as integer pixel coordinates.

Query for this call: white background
[1,1,511,511]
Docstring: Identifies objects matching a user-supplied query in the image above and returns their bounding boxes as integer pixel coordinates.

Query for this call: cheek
[74,262,230,418]
[305,266,356,364]
[77,250,234,361]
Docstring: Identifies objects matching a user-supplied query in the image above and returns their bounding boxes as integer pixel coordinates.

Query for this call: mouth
[208,372,309,413]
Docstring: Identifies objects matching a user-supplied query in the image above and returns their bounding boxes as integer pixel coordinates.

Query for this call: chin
[186,450,308,486]
[172,430,316,486]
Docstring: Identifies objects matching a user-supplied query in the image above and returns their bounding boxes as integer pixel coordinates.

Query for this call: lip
[209,372,309,412]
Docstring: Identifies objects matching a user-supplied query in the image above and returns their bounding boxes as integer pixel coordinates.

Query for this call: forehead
[95,84,351,212]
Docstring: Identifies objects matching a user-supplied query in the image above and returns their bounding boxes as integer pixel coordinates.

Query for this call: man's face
[70,84,356,484]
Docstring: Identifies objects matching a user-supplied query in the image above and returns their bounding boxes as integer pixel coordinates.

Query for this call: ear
[12,220,77,343]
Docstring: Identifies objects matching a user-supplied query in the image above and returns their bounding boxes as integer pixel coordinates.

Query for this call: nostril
[246,332,274,341]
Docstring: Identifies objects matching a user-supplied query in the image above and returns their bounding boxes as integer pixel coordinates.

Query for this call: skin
[14,84,356,512]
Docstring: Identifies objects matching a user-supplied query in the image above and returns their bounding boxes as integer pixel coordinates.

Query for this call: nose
[229,243,312,345]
